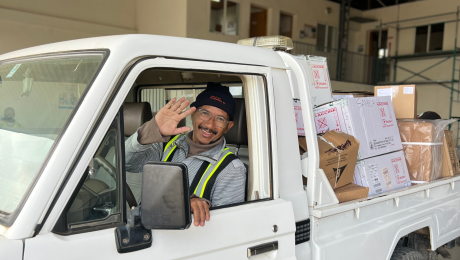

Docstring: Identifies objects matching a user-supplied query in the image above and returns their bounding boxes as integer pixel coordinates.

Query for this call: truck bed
[310,174,460,260]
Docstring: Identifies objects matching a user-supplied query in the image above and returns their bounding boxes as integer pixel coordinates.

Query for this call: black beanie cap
[190,82,236,121]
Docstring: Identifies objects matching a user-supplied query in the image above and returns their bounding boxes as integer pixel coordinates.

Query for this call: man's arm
[124,97,196,172]
[124,128,165,173]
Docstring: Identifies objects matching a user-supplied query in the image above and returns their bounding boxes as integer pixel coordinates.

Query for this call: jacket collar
[174,133,227,164]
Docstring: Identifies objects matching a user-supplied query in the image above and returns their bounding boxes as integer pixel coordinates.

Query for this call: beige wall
[186,0,341,45]
[137,0,187,37]
[0,0,136,55]
[350,0,460,56]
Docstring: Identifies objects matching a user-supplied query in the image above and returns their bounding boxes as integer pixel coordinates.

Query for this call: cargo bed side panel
[311,181,460,260]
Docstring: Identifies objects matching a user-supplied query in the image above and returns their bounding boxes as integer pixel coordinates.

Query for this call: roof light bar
[237,36,294,51]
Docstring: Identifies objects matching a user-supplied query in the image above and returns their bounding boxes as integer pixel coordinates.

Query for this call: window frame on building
[316,23,337,52]
[209,0,240,36]
[414,23,445,54]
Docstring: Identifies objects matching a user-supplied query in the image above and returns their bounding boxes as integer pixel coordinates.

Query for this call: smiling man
[125,83,246,227]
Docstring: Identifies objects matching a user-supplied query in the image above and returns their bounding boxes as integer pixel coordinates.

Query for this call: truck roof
[0,34,287,69]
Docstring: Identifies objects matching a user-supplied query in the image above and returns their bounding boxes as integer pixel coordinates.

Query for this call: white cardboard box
[295,55,333,107]
[353,151,411,196]
[293,99,305,136]
[313,96,403,159]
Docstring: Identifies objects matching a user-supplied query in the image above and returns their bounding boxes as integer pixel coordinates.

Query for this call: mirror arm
[114,206,152,253]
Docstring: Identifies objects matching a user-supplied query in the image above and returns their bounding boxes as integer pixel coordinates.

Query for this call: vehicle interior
[122,69,251,205]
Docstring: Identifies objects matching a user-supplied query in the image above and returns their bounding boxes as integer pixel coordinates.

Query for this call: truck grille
[295,219,310,245]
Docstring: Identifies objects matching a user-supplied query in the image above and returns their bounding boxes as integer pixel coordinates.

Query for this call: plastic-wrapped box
[397,119,456,183]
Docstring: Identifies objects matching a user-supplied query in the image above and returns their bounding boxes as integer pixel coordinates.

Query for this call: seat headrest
[123,102,153,137]
[224,98,248,146]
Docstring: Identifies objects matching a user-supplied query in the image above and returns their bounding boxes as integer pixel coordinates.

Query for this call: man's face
[191,105,234,145]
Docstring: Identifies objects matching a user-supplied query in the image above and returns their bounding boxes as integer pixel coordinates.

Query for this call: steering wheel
[92,155,138,208]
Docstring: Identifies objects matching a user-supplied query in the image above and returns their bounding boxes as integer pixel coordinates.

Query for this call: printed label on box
[293,100,305,136]
[310,62,329,89]
[314,107,343,133]
[403,87,414,94]
[377,101,394,128]
[391,157,408,184]
[377,88,392,97]
[369,163,383,194]
[382,167,393,190]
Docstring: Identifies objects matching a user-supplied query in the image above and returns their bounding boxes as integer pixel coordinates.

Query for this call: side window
[132,70,270,208]
[64,114,123,228]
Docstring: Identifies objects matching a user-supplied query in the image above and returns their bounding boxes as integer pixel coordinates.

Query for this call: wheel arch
[386,215,437,260]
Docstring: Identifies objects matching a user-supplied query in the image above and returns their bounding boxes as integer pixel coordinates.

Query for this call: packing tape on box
[318,135,343,189]
[402,142,443,146]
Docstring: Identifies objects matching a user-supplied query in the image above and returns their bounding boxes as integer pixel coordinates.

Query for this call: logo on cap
[210,96,225,105]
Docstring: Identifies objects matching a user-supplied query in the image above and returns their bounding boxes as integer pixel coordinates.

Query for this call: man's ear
[225,121,235,133]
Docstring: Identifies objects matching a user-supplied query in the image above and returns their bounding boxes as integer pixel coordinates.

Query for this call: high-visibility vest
[162,135,238,201]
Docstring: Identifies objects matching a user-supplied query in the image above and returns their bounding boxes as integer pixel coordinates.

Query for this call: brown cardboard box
[298,136,308,154]
[334,183,369,203]
[317,131,360,189]
[441,130,460,177]
[397,121,443,182]
[375,85,417,119]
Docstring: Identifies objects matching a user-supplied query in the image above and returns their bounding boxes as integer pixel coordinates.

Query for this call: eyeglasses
[197,109,229,128]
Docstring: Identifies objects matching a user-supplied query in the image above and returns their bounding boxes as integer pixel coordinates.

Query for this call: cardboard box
[374,85,417,119]
[295,55,333,107]
[333,91,374,100]
[397,120,444,182]
[441,130,460,178]
[313,97,403,160]
[334,183,369,203]
[353,150,412,196]
[317,131,360,189]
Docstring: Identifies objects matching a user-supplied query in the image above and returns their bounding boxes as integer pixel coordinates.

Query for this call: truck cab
[0,35,459,260]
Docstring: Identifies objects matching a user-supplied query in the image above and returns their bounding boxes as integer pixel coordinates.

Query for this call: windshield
[0,53,104,214]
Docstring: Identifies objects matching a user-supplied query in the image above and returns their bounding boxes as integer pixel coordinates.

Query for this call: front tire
[390,247,424,260]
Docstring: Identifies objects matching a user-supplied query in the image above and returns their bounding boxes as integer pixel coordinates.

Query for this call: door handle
[247,241,278,257]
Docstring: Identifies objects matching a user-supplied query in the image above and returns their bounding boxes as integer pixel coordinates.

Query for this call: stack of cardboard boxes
[313,96,412,197]
[296,61,459,203]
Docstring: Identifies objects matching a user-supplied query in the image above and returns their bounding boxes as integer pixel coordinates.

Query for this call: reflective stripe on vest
[162,137,237,200]
[193,148,233,198]
[162,135,182,162]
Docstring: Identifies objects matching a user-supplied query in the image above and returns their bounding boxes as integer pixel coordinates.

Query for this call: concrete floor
[438,246,460,259]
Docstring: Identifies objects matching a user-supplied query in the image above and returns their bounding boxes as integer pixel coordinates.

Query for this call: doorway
[369,30,388,84]
[279,13,293,38]
[250,6,267,38]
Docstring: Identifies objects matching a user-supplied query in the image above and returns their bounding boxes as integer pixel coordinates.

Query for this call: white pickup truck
[0,35,459,260]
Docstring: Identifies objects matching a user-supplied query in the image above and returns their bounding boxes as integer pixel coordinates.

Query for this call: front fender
[0,235,23,260]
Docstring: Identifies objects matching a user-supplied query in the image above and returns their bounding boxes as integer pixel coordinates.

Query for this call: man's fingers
[205,203,210,221]
[177,99,191,112]
[170,97,186,111]
[164,98,177,109]
[196,201,206,226]
[172,126,191,136]
[180,107,196,119]
[190,201,200,226]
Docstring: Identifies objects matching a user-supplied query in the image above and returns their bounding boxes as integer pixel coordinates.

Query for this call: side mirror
[141,162,191,230]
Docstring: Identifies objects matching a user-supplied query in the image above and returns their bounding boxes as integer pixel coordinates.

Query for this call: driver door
[25,58,297,260]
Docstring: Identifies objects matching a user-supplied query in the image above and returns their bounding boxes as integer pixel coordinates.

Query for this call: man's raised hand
[155,97,196,137]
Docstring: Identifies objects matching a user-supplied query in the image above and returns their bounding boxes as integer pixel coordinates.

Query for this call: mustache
[198,125,218,135]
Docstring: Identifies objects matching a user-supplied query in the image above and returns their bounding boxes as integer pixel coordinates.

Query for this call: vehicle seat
[123,102,153,203]
[123,102,153,138]
[224,98,250,201]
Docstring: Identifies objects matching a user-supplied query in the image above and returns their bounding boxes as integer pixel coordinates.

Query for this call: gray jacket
[125,131,246,207]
